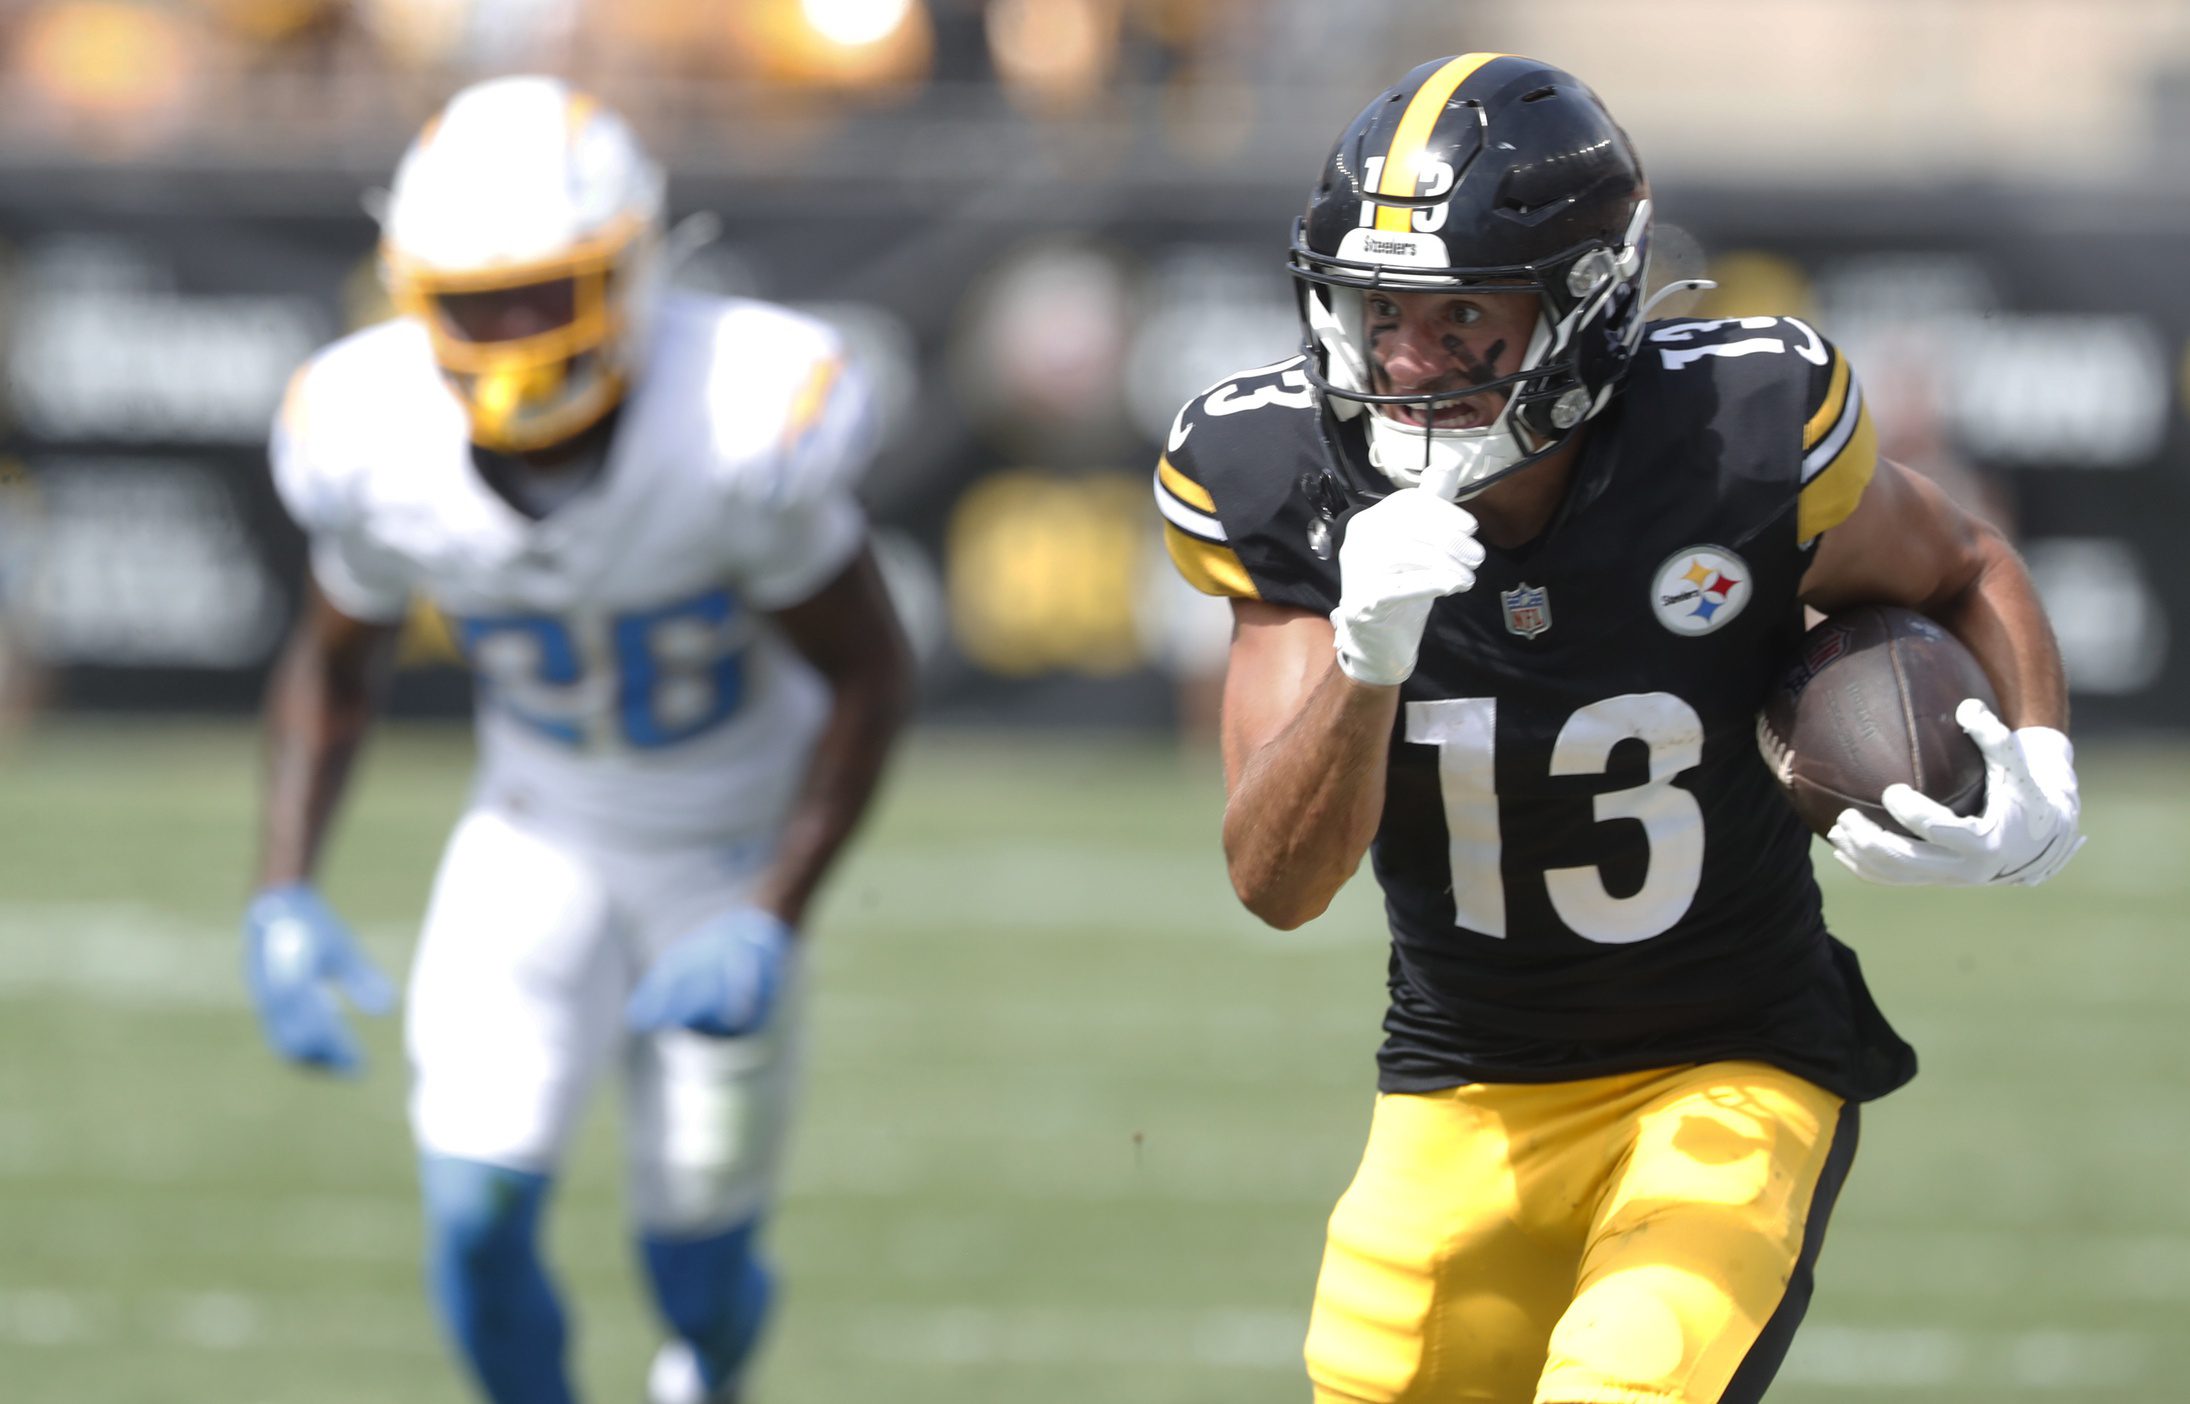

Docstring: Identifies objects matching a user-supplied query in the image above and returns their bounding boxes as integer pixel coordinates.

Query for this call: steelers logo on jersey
[1650,545,1752,636]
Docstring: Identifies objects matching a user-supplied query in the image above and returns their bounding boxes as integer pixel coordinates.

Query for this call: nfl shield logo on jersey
[1501,584,1552,638]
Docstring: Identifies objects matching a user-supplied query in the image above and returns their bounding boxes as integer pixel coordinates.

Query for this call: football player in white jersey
[241,76,913,1404]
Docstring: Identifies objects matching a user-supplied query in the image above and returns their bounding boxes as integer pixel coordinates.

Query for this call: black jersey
[1156,318,1916,1103]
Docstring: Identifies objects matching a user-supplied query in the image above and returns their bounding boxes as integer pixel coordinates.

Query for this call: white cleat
[647,1340,741,1404]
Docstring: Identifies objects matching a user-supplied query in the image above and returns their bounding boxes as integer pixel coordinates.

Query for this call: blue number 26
[455,587,747,750]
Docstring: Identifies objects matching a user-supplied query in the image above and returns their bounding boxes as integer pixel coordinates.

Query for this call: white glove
[1826,698,2084,887]
[1329,487,1485,686]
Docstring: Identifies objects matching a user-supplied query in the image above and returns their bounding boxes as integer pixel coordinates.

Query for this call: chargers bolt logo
[1651,545,1751,636]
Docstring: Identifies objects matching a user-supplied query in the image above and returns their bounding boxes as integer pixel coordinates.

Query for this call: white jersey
[272,292,876,846]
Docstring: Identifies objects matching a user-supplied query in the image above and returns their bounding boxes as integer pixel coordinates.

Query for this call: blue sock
[641,1217,774,1397]
[419,1155,575,1404]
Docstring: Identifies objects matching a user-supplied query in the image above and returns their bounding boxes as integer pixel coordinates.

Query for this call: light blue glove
[625,907,792,1040]
[242,884,396,1075]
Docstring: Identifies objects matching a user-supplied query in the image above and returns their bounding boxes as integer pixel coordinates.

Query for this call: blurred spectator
[569,0,717,87]
[359,0,580,72]
[10,1,202,153]
[193,0,351,65]
[950,238,1135,460]
[986,0,1118,113]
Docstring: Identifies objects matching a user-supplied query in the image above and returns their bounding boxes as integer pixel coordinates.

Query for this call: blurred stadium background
[2,0,2188,1399]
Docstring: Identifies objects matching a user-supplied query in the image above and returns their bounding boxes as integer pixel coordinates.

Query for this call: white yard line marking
[0,1283,2160,1388]
[0,902,410,1008]
[1783,1323,2152,1389]
[0,1286,436,1355]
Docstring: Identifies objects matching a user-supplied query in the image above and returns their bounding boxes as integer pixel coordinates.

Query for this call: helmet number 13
[1359,155,1458,233]
[1404,692,1705,943]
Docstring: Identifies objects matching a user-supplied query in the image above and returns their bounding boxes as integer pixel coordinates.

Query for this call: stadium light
[800,0,915,50]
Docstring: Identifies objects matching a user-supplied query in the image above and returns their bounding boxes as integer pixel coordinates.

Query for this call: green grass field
[1,720,2185,1403]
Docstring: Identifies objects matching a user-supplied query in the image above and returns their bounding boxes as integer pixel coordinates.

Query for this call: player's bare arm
[1800,456,2081,886]
[1799,455,2067,729]
[257,583,401,887]
[1219,600,1397,930]
[747,545,914,930]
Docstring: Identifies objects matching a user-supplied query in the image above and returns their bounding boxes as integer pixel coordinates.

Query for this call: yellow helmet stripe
[1374,52,1510,234]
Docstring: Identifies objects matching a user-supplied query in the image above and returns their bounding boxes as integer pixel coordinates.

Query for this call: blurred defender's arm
[1219,601,1397,931]
[245,582,401,1073]
[258,582,403,887]
[626,546,910,1041]
[747,545,914,931]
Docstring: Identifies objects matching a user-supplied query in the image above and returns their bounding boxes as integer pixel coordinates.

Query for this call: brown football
[1758,606,1996,839]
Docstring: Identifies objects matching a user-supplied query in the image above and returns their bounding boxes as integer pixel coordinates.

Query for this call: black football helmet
[1289,54,1653,497]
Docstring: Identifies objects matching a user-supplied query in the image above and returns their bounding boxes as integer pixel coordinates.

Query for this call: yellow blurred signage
[947,470,1149,677]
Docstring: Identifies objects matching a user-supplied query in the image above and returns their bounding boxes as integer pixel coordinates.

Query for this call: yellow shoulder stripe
[1375,53,1509,233]
[1165,524,1260,599]
[1156,455,1215,513]
[783,356,843,446]
[1803,350,1851,451]
[396,597,464,667]
[1797,399,1878,542]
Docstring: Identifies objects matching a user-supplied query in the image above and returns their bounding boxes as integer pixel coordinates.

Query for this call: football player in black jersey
[1153,53,2084,1404]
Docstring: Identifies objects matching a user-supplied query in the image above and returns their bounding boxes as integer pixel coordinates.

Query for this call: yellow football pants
[1305,1062,1856,1404]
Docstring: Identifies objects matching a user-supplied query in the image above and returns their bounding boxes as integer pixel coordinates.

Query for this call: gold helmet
[382,76,666,452]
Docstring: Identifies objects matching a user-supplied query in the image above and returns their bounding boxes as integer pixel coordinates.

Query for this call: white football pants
[405,806,803,1235]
